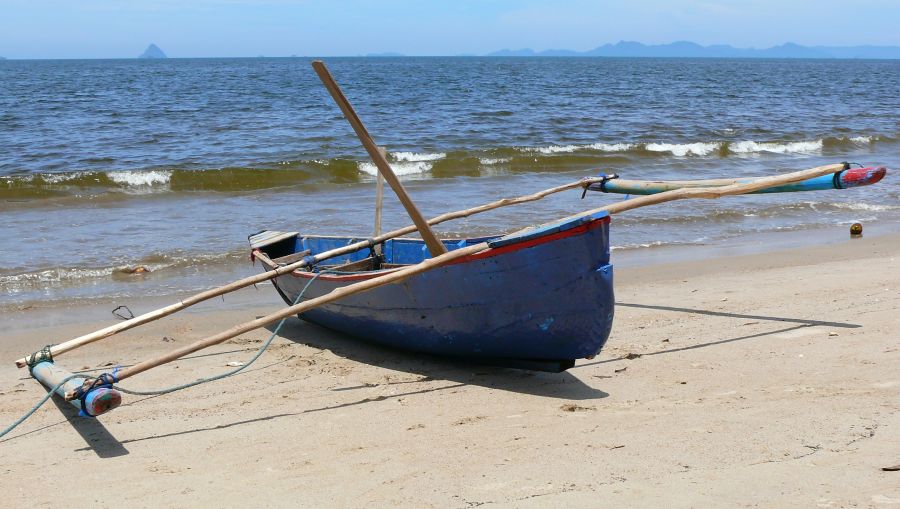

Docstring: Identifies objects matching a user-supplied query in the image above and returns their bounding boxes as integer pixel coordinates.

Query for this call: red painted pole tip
[840,166,887,188]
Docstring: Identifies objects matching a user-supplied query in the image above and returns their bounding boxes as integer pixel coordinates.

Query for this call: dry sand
[1,233,898,507]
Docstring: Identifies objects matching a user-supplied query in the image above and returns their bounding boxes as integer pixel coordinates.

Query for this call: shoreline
[0,229,897,506]
[4,222,897,331]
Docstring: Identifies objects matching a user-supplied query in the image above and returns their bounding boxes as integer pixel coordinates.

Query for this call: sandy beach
[1,232,897,507]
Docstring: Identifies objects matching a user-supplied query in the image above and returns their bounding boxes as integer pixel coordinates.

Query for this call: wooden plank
[311,60,448,257]
[325,256,378,273]
[271,249,312,266]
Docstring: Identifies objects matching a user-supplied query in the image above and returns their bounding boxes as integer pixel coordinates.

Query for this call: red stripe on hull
[290,215,611,282]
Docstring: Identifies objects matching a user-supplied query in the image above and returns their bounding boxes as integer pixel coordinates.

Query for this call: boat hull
[263,215,615,370]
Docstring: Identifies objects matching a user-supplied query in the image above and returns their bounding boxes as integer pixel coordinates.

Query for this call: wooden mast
[311,60,447,257]
[373,147,386,256]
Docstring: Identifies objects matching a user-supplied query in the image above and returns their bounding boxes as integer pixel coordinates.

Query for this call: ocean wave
[526,144,583,154]
[646,142,720,156]
[589,142,636,152]
[391,151,446,162]
[523,142,635,154]
[0,250,246,291]
[107,170,172,186]
[479,157,512,165]
[358,161,432,177]
[516,136,871,157]
[729,140,822,154]
[1,133,892,202]
[610,239,707,251]
[822,201,899,212]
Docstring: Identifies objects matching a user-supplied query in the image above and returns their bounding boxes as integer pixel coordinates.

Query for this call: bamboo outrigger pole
[597,163,847,216]
[60,161,853,399]
[585,165,886,196]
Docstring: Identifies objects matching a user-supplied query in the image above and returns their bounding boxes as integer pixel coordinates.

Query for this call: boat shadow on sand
[266,319,610,402]
[574,302,861,369]
[31,301,858,455]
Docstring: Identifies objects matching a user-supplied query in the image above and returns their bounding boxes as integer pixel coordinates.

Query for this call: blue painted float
[251,212,615,372]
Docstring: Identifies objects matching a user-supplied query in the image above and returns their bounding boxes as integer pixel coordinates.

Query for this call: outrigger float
[12,61,887,420]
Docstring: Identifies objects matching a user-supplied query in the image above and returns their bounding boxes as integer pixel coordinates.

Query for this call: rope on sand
[0,271,326,439]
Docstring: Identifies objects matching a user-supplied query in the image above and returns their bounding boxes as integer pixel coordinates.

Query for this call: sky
[2,0,900,59]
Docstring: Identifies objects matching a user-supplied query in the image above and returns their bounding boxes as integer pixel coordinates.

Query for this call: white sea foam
[479,157,512,165]
[527,142,636,154]
[108,170,172,186]
[391,151,446,162]
[588,142,636,152]
[0,266,116,285]
[609,239,706,251]
[829,202,898,212]
[358,161,432,177]
[646,142,720,156]
[729,140,823,154]
[34,171,93,184]
[849,136,874,144]
[530,144,581,154]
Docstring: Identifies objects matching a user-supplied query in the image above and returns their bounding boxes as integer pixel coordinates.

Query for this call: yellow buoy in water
[850,222,863,236]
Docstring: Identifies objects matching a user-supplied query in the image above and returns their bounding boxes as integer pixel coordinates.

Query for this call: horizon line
[5,40,900,61]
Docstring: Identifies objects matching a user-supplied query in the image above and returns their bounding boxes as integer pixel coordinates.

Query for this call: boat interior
[250,231,491,273]
[249,212,610,274]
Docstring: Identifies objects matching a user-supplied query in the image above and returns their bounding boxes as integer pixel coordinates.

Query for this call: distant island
[138,44,167,59]
[487,41,900,59]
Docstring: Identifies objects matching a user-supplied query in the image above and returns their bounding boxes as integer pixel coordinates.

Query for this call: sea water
[1,57,898,309]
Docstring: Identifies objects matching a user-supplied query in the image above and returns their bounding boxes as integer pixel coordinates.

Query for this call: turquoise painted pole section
[30,361,122,417]
[601,174,840,195]
[591,167,886,196]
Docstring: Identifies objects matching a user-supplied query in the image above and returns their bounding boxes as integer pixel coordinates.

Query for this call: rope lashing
[25,345,54,375]
[581,173,620,198]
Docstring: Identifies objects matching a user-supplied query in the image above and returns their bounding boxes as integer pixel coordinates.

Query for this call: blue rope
[116,272,323,396]
[0,271,325,438]
[0,375,80,439]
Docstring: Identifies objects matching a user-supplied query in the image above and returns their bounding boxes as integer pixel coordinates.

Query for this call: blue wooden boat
[250,211,615,372]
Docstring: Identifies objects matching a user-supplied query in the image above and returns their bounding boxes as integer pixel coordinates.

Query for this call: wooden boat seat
[380,263,411,269]
[321,256,379,273]
[320,256,412,273]
[271,250,311,265]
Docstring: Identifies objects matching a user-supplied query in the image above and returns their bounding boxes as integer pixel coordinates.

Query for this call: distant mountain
[138,44,167,59]
[488,41,900,59]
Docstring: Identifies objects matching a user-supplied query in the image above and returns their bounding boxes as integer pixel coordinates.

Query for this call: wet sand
[1,233,898,507]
